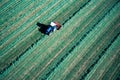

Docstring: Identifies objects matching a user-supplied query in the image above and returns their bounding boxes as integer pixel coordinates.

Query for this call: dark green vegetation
[0,0,120,80]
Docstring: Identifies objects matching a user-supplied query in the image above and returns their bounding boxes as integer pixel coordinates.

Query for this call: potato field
[0,0,120,80]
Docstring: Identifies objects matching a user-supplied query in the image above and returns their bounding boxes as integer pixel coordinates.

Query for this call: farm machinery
[37,22,62,35]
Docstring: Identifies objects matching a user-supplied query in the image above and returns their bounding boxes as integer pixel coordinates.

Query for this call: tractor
[37,22,62,35]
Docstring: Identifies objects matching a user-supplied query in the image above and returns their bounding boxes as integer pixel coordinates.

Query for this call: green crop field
[0,0,120,80]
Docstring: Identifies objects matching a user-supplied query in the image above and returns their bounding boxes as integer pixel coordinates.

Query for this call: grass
[0,0,120,80]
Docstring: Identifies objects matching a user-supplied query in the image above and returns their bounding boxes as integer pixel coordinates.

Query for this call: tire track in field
[39,0,118,79]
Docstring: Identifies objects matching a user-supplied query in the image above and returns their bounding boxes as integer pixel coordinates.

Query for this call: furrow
[0,0,38,31]
[0,0,76,77]
[40,0,119,79]
[0,0,50,45]
[0,0,62,72]
[84,35,120,80]
[46,1,120,79]
[0,0,91,79]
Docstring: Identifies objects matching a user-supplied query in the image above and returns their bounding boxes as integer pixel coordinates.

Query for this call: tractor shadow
[36,22,49,34]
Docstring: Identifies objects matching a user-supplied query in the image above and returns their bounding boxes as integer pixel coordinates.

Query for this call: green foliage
[0,0,120,80]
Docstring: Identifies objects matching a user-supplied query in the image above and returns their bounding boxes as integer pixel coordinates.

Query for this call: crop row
[34,0,120,79]
[53,0,90,25]
[0,0,26,25]
[63,2,118,79]
[5,0,112,79]
[78,2,120,79]
[0,0,36,31]
[0,0,60,70]
[38,0,120,79]
[0,0,19,15]
[0,0,65,55]
[102,60,120,80]
[16,0,97,79]
[0,0,9,8]
[85,34,120,80]
[0,0,49,29]
[0,0,93,79]
[0,0,87,75]
[46,2,120,78]
[0,0,68,72]
[0,0,53,45]
[79,32,120,80]
[65,3,120,80]
[1,0,119,80]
